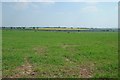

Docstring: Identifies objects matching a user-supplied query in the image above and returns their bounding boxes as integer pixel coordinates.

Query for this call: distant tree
[13,27,15,29]
[33,27,37,32]
[33,27,35,30]
[23,27,25,29]
[2,27,5,29]
[16,27,19,29]
[67,32,70,33]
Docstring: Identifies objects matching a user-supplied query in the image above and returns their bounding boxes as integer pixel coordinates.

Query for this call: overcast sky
[1,0,119,28]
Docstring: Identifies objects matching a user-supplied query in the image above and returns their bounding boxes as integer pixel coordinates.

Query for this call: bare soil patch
[33,46,47,55]
[10,58,36,78]
[61,44,79,49]
[37,63,95,78]
[79,66,93,78]
[61,44,79,53]
[54,63,94,78]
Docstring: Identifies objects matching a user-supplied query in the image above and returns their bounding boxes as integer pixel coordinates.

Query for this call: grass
[2,30,118,78]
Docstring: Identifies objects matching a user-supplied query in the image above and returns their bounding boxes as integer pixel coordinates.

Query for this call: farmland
[2,30,118,78]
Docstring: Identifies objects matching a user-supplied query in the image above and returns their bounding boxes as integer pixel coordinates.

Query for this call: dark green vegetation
[2,30,118,78]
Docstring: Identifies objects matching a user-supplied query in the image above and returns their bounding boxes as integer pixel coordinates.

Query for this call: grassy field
[2,30,118,78]
[36,27,89,30]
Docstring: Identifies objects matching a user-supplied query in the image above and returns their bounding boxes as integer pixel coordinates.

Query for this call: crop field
[2,30,118,78]
[36,27,89,31]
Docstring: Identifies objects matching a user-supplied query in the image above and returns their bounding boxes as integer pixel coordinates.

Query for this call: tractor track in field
[10,58,36,78]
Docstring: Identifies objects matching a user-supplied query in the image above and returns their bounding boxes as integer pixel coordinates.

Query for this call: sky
[1,0,119,28]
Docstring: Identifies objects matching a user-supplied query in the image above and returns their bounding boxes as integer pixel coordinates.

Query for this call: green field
[2,30,118,78]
